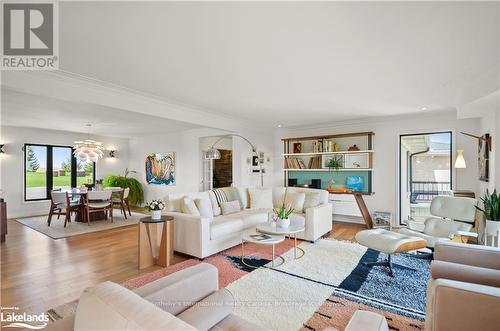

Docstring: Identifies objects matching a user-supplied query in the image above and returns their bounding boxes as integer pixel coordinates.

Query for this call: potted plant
[103,168,144,206]
[327,156,343,171]
[476,189,500,237]
[145,199,165,220]
[272,189,294,228]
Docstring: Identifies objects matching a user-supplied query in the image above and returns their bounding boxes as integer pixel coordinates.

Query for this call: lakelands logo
[1,307,48,329]
[2,1,59,70]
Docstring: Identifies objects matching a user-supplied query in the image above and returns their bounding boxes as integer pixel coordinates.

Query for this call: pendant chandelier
[73,124,104,162]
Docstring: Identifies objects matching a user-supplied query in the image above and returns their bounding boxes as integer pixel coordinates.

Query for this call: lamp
[204,134,264,187]
[455,150,466,169]
[73,124,104,163]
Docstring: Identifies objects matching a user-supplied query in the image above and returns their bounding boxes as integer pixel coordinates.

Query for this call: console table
[138,215,174,269]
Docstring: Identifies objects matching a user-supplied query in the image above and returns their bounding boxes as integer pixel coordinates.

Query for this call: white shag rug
[15,211,146,239]
[226,239,367,330]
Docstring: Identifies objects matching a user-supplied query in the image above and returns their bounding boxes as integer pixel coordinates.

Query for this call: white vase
[151,210,162,220]
[277,218,290,228]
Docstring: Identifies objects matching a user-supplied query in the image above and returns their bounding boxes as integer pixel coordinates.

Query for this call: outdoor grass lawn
[26,172,93,188]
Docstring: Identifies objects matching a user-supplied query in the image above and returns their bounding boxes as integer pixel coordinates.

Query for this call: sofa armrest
[133,263,218,316]
[426,279,500,331]
[431,260,500,287]
[434,241,500,270]
[177,289,234,331]
[304,203,333,241]
[164,211,211,258]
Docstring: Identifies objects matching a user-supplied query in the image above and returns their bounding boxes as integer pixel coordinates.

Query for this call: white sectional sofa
[164,187,332,259]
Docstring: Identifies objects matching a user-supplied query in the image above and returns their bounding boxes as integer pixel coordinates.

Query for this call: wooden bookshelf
[282,132,374,194]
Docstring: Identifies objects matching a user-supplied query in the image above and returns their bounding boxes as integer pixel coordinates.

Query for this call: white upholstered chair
[84,190,113,226]
[399,196,478,249]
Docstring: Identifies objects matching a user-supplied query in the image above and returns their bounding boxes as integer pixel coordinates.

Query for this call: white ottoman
[355,228,427,276]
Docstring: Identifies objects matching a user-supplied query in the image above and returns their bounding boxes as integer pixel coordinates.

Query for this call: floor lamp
[204,134,264,187]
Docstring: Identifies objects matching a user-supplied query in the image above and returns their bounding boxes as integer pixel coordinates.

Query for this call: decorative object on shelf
[205,134,264,187]
[476,190,500,246]
[348,144,360,151]
[272,189,294,229]
[293,143,302,154]
[145,153,175,186]
[288,178,298,186]
[327,155,343,171]
[109,150,116,158]
[103,168,144,206]
[373,211,391,229]
[145,199,165,220]
[311,179,321,189]
[346,176,364,192]
[454,150,466,168]
[327,179,335,193]
[73,124,104,162]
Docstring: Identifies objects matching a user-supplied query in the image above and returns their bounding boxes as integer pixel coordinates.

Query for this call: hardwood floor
[0,217,365,317]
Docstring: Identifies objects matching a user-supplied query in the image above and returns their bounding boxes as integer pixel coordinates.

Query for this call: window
[24,144,95,201]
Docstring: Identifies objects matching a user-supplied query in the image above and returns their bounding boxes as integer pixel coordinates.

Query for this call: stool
[355,228,427,276]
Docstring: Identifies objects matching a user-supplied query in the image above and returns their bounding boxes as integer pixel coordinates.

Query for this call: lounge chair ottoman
[355,228,427,276]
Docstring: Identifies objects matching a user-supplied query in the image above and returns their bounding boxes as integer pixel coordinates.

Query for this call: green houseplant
[272,189,294,228]
[103,168,144,206]
[476,190,500,241]
[327,156,343,171]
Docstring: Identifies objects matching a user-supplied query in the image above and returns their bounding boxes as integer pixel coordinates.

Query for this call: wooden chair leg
[110,206,113,223]
[127,201,131,216]
[121,202,127,219]
[47,205,54,226]
[57,209,61,219]
[87,208,91,226]
[64,210,70,227]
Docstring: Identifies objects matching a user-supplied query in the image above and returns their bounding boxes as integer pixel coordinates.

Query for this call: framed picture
[479,134,489,182]
[293,143,302,154]
[145,153,175,185]
[373,211,391,229]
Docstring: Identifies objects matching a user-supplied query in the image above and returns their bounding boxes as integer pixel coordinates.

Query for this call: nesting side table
[138,215,174,269]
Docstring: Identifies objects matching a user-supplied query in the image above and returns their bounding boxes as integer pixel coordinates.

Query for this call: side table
[138,215,174,269]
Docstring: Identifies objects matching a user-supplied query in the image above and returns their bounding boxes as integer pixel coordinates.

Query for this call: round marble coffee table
[241,233,286,268]
[256,222,306,259]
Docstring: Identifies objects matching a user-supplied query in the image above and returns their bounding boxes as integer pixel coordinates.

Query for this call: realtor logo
[2,1,58,70]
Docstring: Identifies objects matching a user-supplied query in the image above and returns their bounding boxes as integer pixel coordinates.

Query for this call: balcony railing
[410,181,451,203]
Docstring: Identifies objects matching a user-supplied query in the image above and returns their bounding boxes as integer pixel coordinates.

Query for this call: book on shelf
[307,156,322,169]
[285,157,306,169]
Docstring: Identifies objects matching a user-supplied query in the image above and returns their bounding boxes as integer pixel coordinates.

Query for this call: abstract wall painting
[145,153,175,185]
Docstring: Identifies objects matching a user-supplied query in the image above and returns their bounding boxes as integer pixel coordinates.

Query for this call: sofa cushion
[303,192,322,211]
[277,192,306,212]
[181,197,200,216]
[289,212,306,227]
[210,216,244,240]
[237,187,250,209]
[221,200,241,215]
[238,209,270,228]
[74,281,195,331]
[208,190,223,216]
[166,192,210,212]
[195,197,214,218]
[248,187,273,209]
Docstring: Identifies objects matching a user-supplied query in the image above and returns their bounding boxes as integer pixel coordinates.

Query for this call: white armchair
[399,196,478,248]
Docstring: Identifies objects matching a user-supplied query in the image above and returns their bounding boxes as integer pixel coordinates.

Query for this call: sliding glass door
[24,144,95,201]
[399,132,452,225]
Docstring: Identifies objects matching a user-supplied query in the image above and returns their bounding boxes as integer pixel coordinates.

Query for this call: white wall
[277,110,480,225]
[0,126,130,218]
[128,127,277,203]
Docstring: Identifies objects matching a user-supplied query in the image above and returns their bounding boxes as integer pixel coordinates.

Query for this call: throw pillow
[303,192,322,211]
[248,187,273,209]
[277,192,306,212]
[194,198,213,218]
[220,200,241,215]
[207,191,222,216]
[181,197,200,216]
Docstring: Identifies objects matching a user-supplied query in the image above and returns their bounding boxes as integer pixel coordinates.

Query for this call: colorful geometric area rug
[49,238,430,331]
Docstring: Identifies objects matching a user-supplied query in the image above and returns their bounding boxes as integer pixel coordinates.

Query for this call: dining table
[61,188,123,222]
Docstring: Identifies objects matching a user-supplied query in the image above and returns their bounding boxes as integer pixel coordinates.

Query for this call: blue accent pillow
[346,176,363,192]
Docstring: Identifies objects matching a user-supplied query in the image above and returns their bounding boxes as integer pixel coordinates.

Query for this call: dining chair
[111,188,130,219]
[122,187,132,217]
[84,190,113,226]
[47,192,82,227]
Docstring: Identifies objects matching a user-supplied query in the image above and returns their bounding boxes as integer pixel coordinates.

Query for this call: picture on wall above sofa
[145,153,175,185]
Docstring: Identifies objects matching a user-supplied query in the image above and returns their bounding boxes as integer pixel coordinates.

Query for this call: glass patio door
[399,132,452,225]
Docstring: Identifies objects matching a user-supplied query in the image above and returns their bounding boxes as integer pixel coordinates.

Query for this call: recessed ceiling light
[421,107,428,111]
[277,124,283,128]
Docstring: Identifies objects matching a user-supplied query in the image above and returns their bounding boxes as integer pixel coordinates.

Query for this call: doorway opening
[399,131,452,225]
[200,136,233,191]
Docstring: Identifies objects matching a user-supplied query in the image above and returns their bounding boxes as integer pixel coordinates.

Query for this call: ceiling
[2,2,499,130]
[1,88,200,137]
